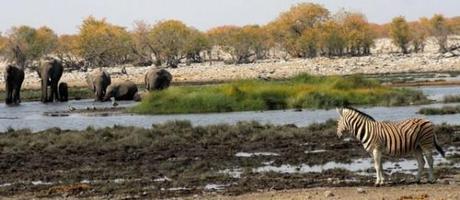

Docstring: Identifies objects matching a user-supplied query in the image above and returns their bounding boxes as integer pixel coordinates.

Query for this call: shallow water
[1,86,460,132]
[222,147,460,178]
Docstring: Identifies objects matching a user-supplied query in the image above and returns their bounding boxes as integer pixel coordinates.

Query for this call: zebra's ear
[336,108,343,116]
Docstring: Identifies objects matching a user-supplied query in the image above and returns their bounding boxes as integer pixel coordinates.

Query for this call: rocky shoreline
[0,38,459,91]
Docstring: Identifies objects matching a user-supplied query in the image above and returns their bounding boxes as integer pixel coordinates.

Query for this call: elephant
[103,80,139,101]
[58,82,68,102]
[86,68,111,101]
[4,64,25,105]
[144,68,172,91]
[37,59,63,103]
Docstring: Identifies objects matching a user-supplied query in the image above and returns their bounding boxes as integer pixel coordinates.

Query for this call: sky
[1,0,459,35]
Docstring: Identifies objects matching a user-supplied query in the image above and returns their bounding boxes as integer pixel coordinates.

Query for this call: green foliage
[389,16,411,54]
[418,105,460,115]
[132,74,428,114]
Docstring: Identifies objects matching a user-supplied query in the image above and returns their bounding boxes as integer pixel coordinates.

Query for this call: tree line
[0,3,459,69]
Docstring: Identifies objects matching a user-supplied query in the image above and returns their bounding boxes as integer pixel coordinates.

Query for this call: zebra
[336,107,445,185]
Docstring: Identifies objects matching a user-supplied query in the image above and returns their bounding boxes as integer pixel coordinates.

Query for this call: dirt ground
[211,184,460,200]
[0,121,458,199]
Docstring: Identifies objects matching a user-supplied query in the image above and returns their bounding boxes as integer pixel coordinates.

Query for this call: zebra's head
[336,108,349,138]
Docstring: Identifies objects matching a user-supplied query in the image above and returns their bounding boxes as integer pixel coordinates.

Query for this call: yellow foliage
[389,16,411,54]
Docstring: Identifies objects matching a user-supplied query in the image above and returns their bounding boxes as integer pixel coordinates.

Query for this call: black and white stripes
[336,107,445,185]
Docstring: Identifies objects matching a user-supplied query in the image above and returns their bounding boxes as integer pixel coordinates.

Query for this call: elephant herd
[3,58,173,105]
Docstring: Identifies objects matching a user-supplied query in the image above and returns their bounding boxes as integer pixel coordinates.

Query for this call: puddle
[305,150,327,154]
[163,187,191,191]
[204,183,230,191]
[219,169,243,178]
[154,177,171,182]
[235,152,279,157]
[0,183,12,187]
[31,181,54,186]
[223,147,460,177]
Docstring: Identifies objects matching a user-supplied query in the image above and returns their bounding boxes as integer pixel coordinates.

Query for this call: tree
[409,19,429,53]
[340,12,375,56]
[207,25,239,61]
[208,25,270,64]
[295,28,320,58]
[131,21,155,66]
[448,16,460,34]
[389,16,411,54]
[148,20,192,67]
[1,26,58,67]
[183,28,211,64]
[0,33,7,57]
[268,3,329,57]
[430,14,451,53]
[318,20,346,57]
[56,34,81,68]
[78,16,133,67]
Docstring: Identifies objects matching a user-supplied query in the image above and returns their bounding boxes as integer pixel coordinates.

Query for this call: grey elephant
[86,68,111,101]
[37,59,63,103]
[103,80,138,101]
[144,68,172,91]
[59,82,68,102]
[4,64,25,105]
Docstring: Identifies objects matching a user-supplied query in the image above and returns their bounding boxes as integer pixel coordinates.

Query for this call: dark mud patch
[0,120,458,199]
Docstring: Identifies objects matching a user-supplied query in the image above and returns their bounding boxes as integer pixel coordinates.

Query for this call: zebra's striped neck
[345,111,376,151]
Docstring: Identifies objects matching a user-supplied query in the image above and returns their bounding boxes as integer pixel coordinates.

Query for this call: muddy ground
[0,120,459,199]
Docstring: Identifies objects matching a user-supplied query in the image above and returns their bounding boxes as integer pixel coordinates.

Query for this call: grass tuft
[131,74,429,114]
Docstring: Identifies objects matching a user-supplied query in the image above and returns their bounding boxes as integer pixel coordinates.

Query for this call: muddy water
[223,146,460,178]
[1,86,460,132]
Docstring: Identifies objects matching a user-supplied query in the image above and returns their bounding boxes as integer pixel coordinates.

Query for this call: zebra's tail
[434,135,445,158]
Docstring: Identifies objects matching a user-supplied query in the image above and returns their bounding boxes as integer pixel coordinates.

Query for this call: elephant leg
[5,83,12,104]
[51,81,59,102]
[17,85,22,103]
[41,80,48,103]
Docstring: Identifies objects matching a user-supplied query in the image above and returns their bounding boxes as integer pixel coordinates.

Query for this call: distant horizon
[1,0,459,35]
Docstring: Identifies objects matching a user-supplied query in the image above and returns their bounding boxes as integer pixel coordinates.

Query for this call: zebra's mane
[344,106,375,121]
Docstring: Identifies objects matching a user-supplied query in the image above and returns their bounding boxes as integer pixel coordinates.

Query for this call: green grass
[418,105,460,115]
[131,74,429,114]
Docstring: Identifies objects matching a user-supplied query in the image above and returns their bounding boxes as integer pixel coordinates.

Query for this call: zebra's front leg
[414,149,425,183]
[372,148,384,186]
[424,151,435,183]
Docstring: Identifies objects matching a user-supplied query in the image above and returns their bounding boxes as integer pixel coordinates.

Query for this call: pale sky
[1,0,459,35]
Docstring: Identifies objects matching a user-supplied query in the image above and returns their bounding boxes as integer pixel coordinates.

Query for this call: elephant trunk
[41,72,49,103]
[95,84,104,101]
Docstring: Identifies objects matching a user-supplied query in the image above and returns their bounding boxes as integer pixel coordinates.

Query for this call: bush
[418,106,460,115]
[132,74,429,114]
[389,16,411,54]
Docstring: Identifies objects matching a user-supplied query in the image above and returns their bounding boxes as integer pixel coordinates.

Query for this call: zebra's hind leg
[372,148,384,186]
[423,151,435,183]
[414,148,425,183]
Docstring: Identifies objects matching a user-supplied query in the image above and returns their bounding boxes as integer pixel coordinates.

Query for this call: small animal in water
[336,106,445,186]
